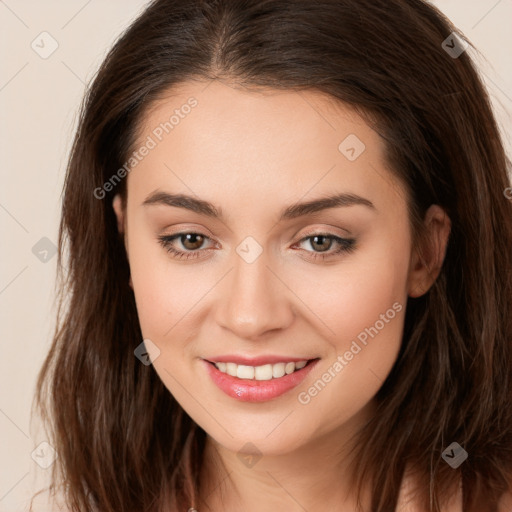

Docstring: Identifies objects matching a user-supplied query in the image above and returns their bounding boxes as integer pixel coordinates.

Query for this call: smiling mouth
[206,358,319,381]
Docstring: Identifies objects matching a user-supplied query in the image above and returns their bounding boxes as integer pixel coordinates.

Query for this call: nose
[214,249,295,340]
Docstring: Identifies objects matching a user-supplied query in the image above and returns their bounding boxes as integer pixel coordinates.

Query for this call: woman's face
[114,79,427,456]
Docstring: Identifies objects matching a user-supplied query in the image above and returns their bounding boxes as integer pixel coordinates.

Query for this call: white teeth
[272,363,285,378]
[237,365,254,379]
[285,362,295,374]
[226,362,237,377]
[216,362,227,373]
[214,360,310,380]
[255,364,273,381]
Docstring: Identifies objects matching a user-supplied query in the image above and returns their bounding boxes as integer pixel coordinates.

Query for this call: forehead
[135,79,371,155]
[127,79,405,217]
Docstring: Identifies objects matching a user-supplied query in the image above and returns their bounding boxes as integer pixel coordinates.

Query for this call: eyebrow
[142,190,375,221]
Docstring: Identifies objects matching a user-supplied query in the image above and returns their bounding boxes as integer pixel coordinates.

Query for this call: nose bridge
[215,243,294,339]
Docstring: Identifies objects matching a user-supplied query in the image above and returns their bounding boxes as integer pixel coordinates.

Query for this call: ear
[112,194,133,289]
[112,194,126,234]
[407,204,451,298]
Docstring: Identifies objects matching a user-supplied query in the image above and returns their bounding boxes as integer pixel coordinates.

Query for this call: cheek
[130,258,206,343]
[294,226,409,340]
[290,229,410,410]
[126,224,198,341]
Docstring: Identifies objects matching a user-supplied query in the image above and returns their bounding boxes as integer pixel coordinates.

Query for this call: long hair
[32,0,512,510]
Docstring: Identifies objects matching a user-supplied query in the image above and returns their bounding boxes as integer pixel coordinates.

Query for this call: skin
[113,79,451,511]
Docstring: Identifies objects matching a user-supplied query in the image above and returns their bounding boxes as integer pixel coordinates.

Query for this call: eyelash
[157,231,356,262]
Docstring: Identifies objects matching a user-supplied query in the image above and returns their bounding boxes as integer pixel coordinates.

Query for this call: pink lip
[202,358,320,402]
[206,355,314,366]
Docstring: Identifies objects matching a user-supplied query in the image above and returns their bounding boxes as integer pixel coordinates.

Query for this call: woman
[32,0,512,510]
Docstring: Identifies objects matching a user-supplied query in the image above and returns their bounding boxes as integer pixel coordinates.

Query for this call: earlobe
[407,204,451,298]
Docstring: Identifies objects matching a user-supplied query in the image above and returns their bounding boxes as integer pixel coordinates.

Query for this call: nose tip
[214,258,294,340]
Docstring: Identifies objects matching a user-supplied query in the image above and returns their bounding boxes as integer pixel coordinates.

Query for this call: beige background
[1,1,511,510]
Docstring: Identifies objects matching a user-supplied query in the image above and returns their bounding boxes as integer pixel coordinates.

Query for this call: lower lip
[202,359,320,402]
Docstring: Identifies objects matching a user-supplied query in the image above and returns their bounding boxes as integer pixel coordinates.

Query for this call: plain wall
[1,1,511,510]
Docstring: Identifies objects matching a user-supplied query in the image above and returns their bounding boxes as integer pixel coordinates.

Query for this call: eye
[293,232,356,261]
[157,231,356,262]
[157,232,215,260]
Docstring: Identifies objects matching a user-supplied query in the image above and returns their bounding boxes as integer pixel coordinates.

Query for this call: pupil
[312,235,330,252]
[183,233,203,250]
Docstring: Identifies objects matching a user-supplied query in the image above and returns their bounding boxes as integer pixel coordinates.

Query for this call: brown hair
[32,0,512,510]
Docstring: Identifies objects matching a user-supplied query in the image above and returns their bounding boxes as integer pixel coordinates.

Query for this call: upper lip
[204,355,318,366]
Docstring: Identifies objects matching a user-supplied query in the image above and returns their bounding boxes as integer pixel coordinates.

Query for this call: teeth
[237,365,254,379]
[214,360,310,380]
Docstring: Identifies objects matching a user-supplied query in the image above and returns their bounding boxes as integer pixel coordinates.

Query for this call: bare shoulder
[398,468,512,511]
[498,486,512,512]
[396,466,462,512]
[28,487,71,512]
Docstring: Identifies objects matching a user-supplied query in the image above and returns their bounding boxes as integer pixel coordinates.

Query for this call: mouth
[203,358,321,402]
